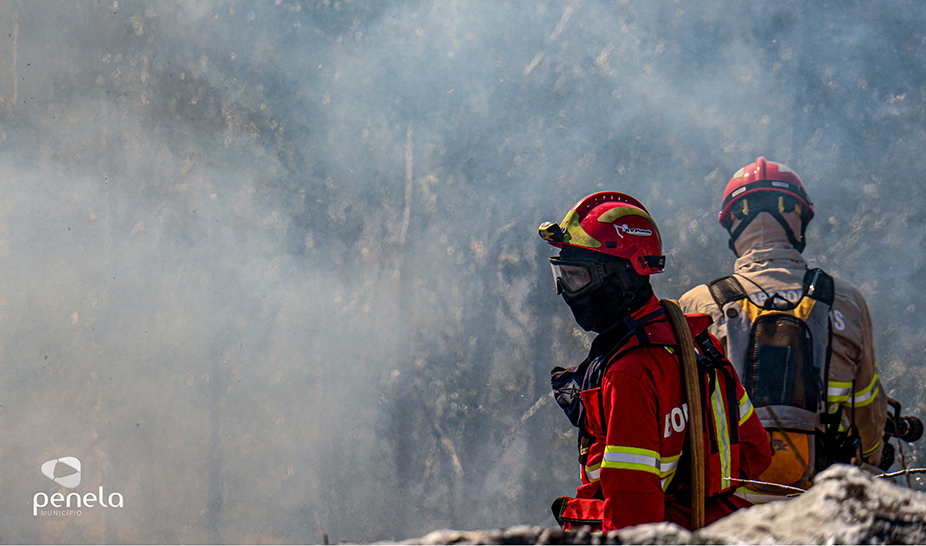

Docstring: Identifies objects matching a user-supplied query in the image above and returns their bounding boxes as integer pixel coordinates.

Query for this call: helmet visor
[549,258,601,297]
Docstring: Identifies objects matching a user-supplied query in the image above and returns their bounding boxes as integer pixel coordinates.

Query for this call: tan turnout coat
[679,235,886,467]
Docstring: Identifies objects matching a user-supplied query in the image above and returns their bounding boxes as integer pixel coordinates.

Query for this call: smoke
[1,0,926,543]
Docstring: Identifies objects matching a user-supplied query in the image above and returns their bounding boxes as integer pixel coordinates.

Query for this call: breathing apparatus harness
[550,307,739,462]
[550,308,668,462]
[707,268,867,475]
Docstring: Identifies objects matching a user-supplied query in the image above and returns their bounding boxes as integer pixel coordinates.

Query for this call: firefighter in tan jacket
[679,157,887,502]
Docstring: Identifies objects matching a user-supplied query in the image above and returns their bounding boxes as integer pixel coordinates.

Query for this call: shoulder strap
[707,275,748,309]
[803,267,839,439]
[694,331,726,366]
[596,309,668,378]
[802,268,835,306]
[710,270,834,309]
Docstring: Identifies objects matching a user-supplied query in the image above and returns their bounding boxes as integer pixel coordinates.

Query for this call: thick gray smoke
[1,1,926,543]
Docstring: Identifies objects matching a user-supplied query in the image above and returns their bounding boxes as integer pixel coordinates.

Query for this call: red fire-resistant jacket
[555,297,772,531]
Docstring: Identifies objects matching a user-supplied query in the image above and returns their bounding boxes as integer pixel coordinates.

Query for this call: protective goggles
[549,257,604,297]
[729,193,802,222]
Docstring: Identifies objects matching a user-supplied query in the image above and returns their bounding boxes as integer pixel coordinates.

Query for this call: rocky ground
[386,465,926,544]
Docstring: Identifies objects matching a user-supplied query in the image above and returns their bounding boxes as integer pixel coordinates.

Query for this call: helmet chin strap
[613,264,638,313]
[727,210,806,257]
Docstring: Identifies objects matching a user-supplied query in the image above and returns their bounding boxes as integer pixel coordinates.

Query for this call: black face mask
[558,251,653,333]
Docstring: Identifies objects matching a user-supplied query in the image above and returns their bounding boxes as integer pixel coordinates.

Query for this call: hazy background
[1,0,925,543]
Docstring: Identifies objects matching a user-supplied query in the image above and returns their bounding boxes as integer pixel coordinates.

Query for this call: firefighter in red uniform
[540,192,771,532]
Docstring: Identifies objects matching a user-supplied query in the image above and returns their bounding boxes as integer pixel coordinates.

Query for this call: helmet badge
[614,224,653,239]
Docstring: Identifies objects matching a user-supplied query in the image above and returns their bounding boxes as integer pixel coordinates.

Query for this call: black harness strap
[551,308,670,452]
[802,268,835,306]
[708,275,748,309]
[709,268,834,310]
[591,309,668,385]
[727,209,806,256]
[695,331,726,365]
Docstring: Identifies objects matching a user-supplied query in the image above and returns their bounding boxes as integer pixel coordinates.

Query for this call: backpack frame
[708,268,835,487]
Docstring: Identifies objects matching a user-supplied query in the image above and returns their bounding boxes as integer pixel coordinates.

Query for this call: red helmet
[718,157,814,229]
[539,191,665,276]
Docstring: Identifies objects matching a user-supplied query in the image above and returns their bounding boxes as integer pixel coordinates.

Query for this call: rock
[390,465,926,544]
[695,464,926,544]
[387,522,690,544]
[612,522,692,544]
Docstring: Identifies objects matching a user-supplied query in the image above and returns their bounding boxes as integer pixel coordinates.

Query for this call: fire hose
[661,299,705,530]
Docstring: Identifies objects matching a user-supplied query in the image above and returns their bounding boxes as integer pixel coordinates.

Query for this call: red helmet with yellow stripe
[539,192,665,276]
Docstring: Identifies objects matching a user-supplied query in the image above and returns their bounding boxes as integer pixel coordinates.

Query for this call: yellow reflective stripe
[852,387,879,407]
[738,392,754,426]
[601,446,680,481]
[851,373,880,407]
[601,460,661,475]
[711,389,733,490]
[828,375,880,407]
[855,373,879,396]
[827,380,852,403]
[602,446,660,475]
[659,454,680,492]
[665,347,675,355]
[659,454,681,476]
[604,445,660,457]
[863,439,883,459]
[584,462,601,482]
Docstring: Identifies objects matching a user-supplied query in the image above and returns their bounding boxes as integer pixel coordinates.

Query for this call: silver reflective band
[660,458,679,474]
[603,451,658,468]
